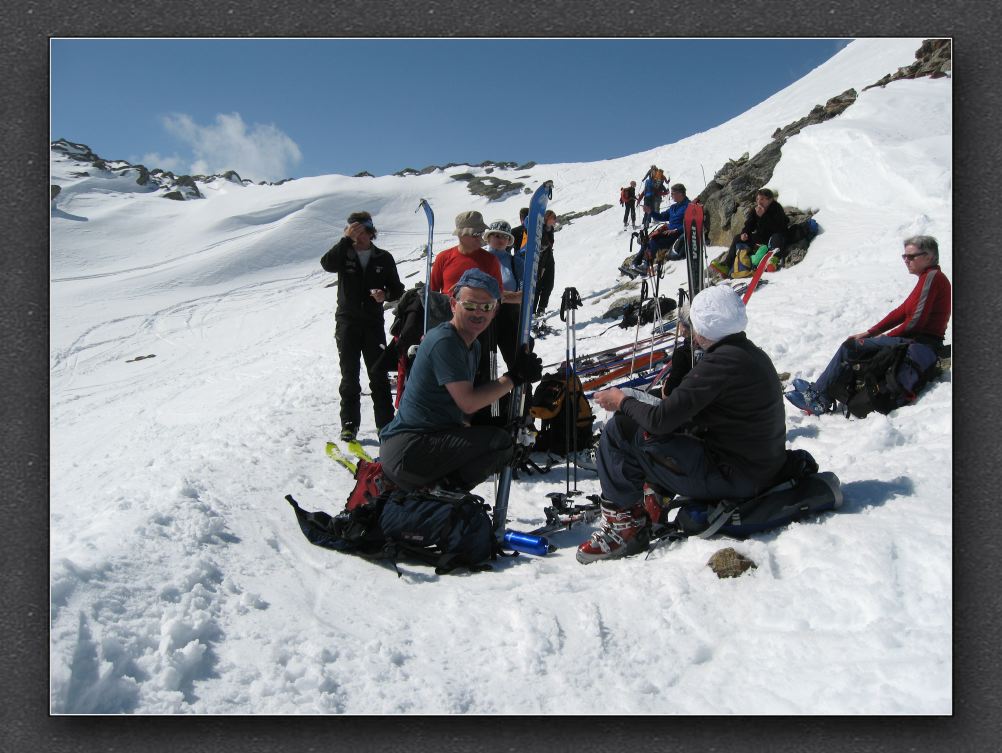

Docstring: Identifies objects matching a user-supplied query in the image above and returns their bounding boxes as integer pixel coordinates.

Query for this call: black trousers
[622,202,636,226]
[334,317,394,431]
[534,259,555,315]
[379,426,514,491]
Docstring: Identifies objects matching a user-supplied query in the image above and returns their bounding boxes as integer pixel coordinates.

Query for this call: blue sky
[51,38,850,182]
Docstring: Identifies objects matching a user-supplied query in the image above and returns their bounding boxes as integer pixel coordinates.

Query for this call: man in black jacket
[716,188,789,277]
[578,285,786,563]
[321,211,405,441]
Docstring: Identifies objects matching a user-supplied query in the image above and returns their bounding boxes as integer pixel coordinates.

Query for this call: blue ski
[493,180,554,537]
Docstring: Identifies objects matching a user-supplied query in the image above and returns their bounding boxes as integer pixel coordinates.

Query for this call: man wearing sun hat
[578,285,786,563]
[379,268,542,492]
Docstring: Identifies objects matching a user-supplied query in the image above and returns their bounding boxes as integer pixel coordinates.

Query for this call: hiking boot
[576,503,651,564]
[792,377,813,393]
[784,387,830,416]
[339,423,358,442]
[642,485,672,526]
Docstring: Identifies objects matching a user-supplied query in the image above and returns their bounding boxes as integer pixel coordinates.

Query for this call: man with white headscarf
[578,285,787,563]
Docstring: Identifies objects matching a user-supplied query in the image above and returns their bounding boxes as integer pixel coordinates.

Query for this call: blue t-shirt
[379,322,480,438]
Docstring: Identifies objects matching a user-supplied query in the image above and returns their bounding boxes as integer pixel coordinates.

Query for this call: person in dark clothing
[578,285,786,563]
[532,210,557,317]
[320,211,405,441]
[659,305,698,397]
[716,188,789,277]
[621,181,637,229]
[511,207,530,252]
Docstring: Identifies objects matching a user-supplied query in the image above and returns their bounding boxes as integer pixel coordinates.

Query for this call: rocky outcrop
[449,172,525,201]
[50,139,289,200]
[865,39,951,90]
[51,184,61,200]
[555,205,615,228]
[353,171,375,178]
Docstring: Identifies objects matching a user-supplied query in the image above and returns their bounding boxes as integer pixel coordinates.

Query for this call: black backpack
[668,450,843,538]
[829,340,941,418]
[287,488,498,575]
[530,371,595,455]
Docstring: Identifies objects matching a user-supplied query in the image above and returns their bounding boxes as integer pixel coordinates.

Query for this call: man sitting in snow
[579,285,786,563]
[378,268,542,492]
[786,235,952,416]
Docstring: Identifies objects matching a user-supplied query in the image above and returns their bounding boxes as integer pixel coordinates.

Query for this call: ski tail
[416,198,435,334]
[683,201,706,297]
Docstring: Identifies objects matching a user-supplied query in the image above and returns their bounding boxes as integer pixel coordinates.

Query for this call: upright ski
[415,198,435,334]
[493,180,554,537]
[683,201,706,297]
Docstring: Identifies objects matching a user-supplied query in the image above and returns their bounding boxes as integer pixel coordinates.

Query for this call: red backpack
[347,458,394,510]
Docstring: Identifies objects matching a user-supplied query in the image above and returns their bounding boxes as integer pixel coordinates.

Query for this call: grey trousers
[379,426,514,491]
[597,414,761,509]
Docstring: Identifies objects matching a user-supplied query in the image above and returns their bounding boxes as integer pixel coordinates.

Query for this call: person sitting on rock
[714,188,788,278]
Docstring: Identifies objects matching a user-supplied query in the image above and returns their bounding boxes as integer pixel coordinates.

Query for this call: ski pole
[629,279,648,378]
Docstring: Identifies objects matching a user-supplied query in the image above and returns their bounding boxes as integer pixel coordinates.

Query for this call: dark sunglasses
[455,298,498,312]
[901,251,929,260]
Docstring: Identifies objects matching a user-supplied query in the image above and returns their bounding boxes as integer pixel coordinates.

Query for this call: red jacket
[429,246,503,295]
[866,265,951,340]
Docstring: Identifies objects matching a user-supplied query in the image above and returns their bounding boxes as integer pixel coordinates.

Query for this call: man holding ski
[320,210,405,442]
[379,268,542,493]
[577,285,786,563]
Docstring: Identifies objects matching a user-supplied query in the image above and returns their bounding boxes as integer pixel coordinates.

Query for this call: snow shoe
[576,503,651,564]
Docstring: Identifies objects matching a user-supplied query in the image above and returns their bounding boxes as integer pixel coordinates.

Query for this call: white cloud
[138,152,185,173]
[162,112,302,182]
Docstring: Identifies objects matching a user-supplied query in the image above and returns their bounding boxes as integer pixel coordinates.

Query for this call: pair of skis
[324,440,374,475]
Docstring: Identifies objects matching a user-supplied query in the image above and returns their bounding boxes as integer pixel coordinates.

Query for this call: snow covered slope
[49,38,951,714]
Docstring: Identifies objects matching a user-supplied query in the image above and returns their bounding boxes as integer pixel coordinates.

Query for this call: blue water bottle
[503,530,552,556]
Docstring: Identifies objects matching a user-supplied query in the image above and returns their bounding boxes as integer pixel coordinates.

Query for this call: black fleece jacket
[320,238,405,323]
[619,332,786,486]
[741,201,789,245]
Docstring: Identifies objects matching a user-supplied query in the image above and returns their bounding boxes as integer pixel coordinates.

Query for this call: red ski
[741,250,774,305]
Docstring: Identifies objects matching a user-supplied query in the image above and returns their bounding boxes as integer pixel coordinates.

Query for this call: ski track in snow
[49,39,952,715]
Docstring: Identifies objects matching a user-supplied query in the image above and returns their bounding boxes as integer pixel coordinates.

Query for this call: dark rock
[554,205,615,228]
[707,547,757,578]
[51,184,61,200]
[352,171,374,178]
[162,190,185,201]
[516,161,537,170]
[864,39,951,90]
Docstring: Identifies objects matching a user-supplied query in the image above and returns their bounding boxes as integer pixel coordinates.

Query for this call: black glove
[506,346,543,385]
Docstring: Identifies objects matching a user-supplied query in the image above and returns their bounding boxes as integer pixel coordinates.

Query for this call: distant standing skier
[621,180,637,229]
[320,210,405,441]
[533,209,557,317]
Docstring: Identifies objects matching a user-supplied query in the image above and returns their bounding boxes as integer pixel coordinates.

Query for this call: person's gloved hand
[506,346,543,385]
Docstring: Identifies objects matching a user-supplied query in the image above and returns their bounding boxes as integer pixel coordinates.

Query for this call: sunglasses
[901,251,929,260]
[454,298,498,312]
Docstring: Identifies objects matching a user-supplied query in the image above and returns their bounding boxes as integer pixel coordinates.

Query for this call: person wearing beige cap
[429,211,507,426]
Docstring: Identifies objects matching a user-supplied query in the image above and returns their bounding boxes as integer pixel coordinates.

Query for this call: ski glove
[506,346,543,385]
